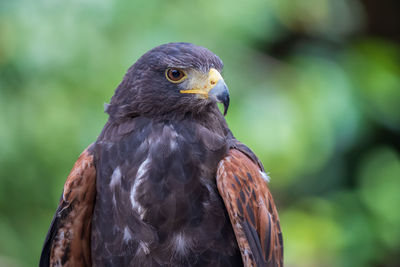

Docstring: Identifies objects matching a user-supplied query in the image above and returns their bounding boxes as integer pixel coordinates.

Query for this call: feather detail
[217,149,283,267]
[40,145,96,267]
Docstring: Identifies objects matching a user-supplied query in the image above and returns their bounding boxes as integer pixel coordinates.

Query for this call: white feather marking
[109,166,121,188]
[217,161,225,175]
[139,241,150,255]
[130,157,151,218]
[259,170,270,183]
[170,139,178,151]
[136,158,150,180]
[112,194,117,207]
[174,232,188,255]
[123,226,132,243]
[217,160,224,169]
[235,222,242,230]
[103,103,110,112]
[165,125,179,151]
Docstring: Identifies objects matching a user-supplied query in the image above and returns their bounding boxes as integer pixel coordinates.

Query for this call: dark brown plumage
[40,42,283,267]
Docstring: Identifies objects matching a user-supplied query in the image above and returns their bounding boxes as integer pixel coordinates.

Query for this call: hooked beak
[209,79,230,116]
[180,68,230,116]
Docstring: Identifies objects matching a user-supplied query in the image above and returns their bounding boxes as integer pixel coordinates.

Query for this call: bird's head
[106,43,230,120]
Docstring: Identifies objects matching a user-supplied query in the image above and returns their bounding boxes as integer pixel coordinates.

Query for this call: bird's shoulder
[40,144,96,267]
[216,143,283,267]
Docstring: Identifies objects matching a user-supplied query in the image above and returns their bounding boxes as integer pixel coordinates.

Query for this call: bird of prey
[40,42,283,267]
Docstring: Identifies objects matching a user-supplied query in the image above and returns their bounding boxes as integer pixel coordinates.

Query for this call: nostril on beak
[210,80,216,85]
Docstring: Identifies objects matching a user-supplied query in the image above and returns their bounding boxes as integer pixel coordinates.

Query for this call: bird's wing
[39,145,96,267]
[216,149,283,267]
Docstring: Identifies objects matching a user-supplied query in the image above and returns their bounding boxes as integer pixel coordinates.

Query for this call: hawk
[40,42,283,267]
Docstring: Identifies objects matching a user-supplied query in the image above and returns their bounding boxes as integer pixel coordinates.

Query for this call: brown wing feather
[217,149,283,267]
[40,145,96,267]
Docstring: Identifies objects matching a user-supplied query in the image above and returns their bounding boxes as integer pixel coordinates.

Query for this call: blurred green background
[1,0,399,266]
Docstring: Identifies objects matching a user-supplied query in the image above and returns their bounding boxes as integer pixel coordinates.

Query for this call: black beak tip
[209,80,230,116]
[223,95,230,116]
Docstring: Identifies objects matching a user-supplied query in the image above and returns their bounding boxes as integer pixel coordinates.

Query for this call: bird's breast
[91,119,240,266]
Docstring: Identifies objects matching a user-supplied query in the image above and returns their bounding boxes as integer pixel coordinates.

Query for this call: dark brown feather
[40,145,96,267]
[217,149,283,267]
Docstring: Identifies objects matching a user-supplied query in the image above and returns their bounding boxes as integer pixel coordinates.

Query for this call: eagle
[40,42,283,267]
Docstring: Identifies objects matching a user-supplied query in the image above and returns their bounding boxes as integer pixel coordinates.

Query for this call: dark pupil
[171,70,181,78]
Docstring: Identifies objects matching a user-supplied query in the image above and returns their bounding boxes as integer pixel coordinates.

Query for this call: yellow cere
[180,68,223,97]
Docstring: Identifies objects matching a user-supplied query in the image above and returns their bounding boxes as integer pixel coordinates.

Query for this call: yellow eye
[165,68,187,83]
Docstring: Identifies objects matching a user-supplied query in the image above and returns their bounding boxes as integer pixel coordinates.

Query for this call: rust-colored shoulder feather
[40,145,96,267]
[217,149,283,267]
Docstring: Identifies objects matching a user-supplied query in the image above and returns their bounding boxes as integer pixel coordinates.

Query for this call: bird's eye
[165,68,187,83]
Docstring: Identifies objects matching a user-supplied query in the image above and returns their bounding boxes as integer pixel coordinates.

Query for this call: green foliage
[0,0,399,266]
